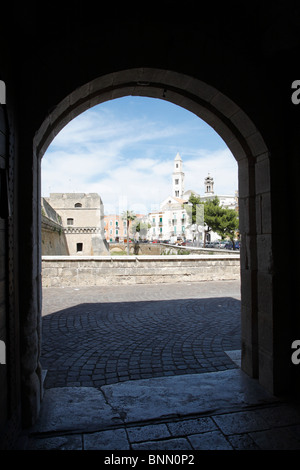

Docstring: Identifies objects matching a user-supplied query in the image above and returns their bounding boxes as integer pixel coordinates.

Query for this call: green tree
[204,197,239,247]
[186,193,203,225]
[187,194,239,247]
[132,220,151,240]
[185,193,204,245]
[122,210,136,255]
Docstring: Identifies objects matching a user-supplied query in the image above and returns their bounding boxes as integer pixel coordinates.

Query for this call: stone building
[45,193,108,255]
[104,213,147,242]
[104,214,128,242]
[148,198,189,242]
[41,197,69,255]
[147,153,238,242]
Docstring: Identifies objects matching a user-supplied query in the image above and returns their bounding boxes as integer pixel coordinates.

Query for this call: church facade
[147,153,238,243]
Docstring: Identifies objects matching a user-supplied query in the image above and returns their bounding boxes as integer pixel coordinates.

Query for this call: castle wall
[42,254,240,287]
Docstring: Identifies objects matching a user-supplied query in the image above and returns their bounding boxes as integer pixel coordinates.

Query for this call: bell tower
[172,152,185,198]
[204,173,214,195]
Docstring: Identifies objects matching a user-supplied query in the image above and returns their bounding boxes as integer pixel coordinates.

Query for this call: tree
[132,220,151,240]
[187,195,239,247]
[204,197,239,247]
[185,193,204,245]
[121,210,136,255]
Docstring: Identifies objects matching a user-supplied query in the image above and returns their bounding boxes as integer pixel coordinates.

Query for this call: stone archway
[30,67,273,424]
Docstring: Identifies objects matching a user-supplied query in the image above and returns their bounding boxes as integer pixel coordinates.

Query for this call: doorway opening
[29,69,275,434]
[40,93,241,391]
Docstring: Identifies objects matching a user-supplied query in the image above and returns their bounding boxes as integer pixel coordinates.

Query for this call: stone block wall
[42,255,240,287]
[0,104,8,442]
[41,199,69,255]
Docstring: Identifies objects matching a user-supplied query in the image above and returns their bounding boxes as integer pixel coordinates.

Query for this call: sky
[41,96,238,215]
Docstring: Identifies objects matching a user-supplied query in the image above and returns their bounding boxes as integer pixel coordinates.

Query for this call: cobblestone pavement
[41,280,241,389]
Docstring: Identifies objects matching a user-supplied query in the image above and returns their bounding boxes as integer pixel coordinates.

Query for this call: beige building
[45,193,108,255]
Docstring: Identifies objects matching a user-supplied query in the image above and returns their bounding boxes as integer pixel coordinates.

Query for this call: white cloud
[184,149,238,196]
[42,101,238,214]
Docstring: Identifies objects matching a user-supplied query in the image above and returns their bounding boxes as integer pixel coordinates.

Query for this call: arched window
[75,203,82,208]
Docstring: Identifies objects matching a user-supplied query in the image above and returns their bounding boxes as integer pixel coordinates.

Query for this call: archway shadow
[41,296,241,390]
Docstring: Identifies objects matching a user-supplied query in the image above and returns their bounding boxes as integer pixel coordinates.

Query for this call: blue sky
[41,96,238,215]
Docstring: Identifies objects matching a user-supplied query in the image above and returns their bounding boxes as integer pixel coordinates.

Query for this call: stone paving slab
[29,369,277,436]
[25,366,300,450]
[83,428,130,450]
[31,386,123,434]
[100,369,276,424]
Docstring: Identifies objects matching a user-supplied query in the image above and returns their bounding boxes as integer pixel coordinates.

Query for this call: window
[110,220,112,226]
[175,179,179,185]
[75,203,82,207]
[67,218,74,225]
[116,229,118,235]
[116,221,118,226]
[175,191,179,197]
[176,164,178,168]
[76,242,83,252]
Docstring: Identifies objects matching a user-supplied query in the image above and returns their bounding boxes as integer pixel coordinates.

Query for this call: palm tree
[122,210,136,255]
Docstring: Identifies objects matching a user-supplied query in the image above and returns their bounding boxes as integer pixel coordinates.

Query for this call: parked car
[224,240,241,250]
[224,242,233,250]
[212,241,222,248]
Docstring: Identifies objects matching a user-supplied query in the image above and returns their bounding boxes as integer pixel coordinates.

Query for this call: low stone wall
[108,242,240,256]
[42,255,240,287]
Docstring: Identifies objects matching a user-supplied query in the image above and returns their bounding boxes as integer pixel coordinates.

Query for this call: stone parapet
[42,255,240,287]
